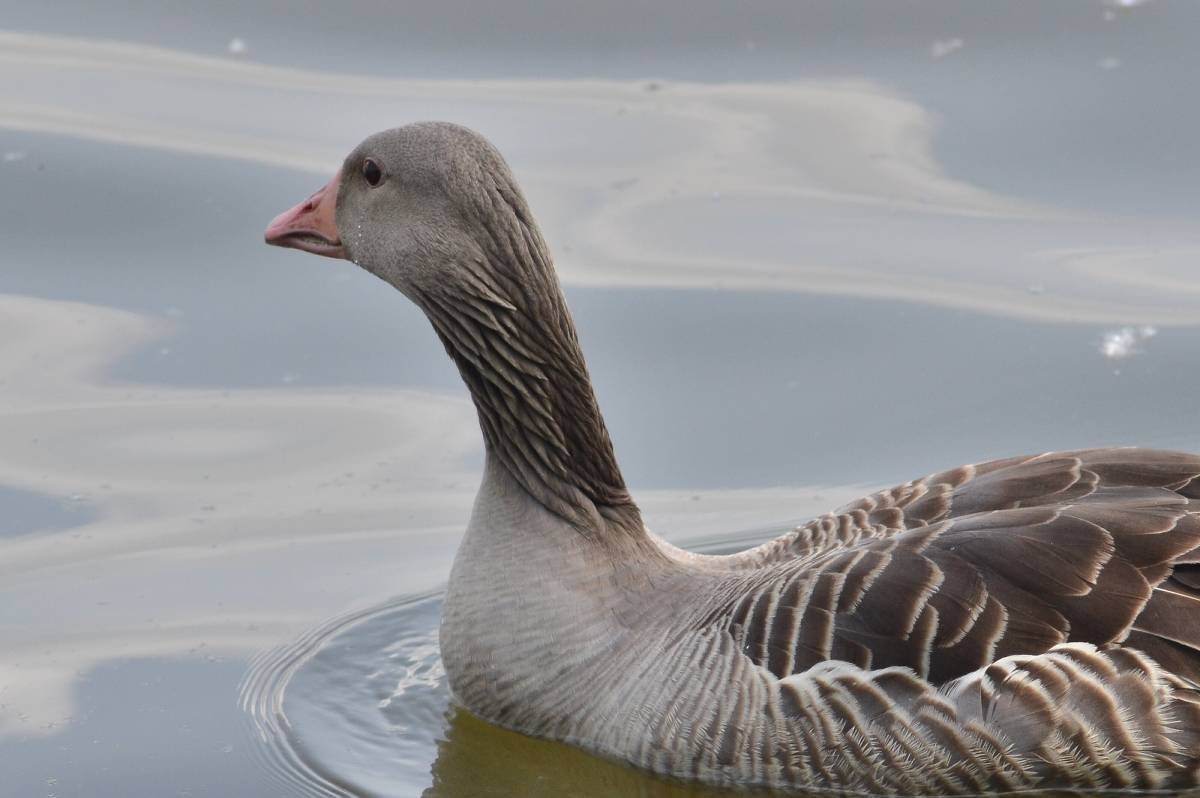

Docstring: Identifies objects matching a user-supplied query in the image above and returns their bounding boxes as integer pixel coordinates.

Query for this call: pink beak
[264,170,346,259]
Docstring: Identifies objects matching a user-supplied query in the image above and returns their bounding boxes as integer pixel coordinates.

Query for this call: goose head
[265,121,518,302]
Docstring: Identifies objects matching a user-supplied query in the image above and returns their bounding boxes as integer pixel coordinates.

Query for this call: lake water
[3,1,1200,795]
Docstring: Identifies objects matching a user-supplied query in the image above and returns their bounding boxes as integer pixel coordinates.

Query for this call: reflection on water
[0,486,93,538]
[426,709,778,798]
[2,657,265,798]
[4,0,1200,795]
[6,26,1200,325]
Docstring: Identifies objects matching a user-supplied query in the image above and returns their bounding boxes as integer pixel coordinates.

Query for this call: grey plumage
[267,121,1200,793]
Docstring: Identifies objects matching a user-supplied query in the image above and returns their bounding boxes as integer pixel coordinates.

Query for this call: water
[0,487,93,538]
[3,1,1200,795]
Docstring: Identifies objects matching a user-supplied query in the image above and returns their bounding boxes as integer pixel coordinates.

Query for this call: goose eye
[362,158,383,187]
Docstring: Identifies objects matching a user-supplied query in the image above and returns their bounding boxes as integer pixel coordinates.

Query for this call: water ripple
[240,592,447,797]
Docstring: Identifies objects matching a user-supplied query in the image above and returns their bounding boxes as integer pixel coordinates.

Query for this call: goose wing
[760,643,1200,792]
[718,448,1200,685]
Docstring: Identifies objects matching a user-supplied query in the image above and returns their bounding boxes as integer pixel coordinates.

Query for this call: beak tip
[264,171,344,257]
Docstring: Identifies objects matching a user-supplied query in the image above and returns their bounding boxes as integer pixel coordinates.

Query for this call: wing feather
[718,448,1200,687]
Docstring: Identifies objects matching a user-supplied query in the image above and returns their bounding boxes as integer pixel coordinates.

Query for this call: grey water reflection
[0,487,93,538]
[2,657,271,798]
[3,0,1200,796]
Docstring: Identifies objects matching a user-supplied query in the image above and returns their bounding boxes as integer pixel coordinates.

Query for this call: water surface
[2,2,1199,796]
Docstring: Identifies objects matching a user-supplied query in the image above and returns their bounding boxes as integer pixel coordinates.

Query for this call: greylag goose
[265,122,1200,793]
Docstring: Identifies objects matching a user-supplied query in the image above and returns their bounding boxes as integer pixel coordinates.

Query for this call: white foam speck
[1098,56,1122,70]
[930,38,964,59]
[3,151,26,163]
[227,38,247,56]
[1101,325,1157,360]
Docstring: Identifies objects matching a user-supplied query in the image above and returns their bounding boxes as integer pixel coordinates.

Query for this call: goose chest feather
[267,121,1200,793]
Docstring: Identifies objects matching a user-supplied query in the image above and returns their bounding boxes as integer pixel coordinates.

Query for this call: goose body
[266,122,1200,793]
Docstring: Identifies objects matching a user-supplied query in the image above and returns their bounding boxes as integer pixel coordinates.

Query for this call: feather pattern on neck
[413,168,641,537]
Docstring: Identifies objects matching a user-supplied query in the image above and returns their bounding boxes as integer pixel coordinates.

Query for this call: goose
[265,122,1200,793]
